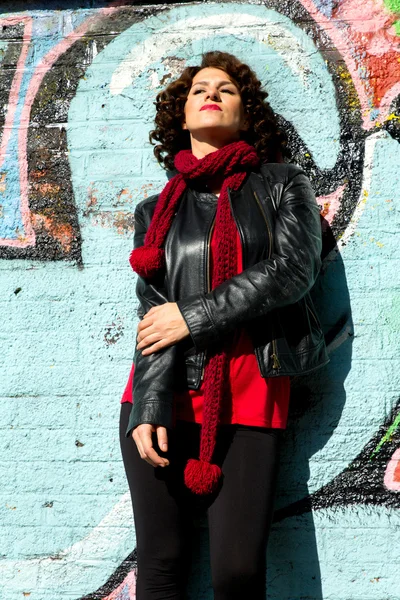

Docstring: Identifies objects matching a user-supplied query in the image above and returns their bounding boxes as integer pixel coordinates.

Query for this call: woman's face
[182,67,248,144]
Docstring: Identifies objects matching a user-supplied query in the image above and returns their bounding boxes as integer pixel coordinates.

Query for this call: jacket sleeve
[125,199,178,438]
[176,165,322,351]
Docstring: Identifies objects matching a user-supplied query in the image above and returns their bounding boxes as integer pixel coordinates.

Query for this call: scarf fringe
[184,458,222,495]
[129,245,165,279]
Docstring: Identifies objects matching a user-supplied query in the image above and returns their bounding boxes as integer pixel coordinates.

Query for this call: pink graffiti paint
[103,568,137,599]
[317,183,347,228]
[0,16,35,247]
[0,16,32,170]
[1,2,122,249]
[336,0,391,35]
[300,0,373,129]
[300,0,400,129]
[333,0,400,116]
[384,447,400,491]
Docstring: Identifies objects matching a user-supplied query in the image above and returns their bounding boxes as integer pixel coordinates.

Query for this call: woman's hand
[132,424,170,468]
[136,302,190,355]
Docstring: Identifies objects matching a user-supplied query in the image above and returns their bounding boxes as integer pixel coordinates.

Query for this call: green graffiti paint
[383,0,400,15]
[383,0,400,14]
[369,413,400,459]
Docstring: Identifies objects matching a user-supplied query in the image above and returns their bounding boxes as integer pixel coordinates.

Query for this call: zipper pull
[271,353,281,369]
[201,351,207,381]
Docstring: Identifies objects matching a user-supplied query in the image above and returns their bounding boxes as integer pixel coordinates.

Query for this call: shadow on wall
[267,220,352,599]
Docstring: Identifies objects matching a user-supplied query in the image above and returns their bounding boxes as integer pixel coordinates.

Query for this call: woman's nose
[206,89,220,101]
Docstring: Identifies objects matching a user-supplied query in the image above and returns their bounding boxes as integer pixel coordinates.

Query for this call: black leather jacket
[125,162,330,438]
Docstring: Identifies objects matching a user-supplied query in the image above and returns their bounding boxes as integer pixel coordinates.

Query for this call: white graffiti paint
[109,12,321,96]
[0,493,134,595]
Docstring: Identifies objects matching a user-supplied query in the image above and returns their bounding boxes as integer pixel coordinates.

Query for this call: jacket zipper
[200,211,216,381]
[228,187,246,263]
[253,190,273,256]
[253,190,281,370]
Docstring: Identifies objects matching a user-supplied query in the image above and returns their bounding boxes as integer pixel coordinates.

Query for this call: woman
[119,50,329,599]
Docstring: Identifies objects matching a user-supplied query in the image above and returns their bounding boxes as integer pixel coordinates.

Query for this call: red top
[121,224,291,429]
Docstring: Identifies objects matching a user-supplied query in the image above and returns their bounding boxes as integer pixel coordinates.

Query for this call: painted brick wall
[1,2,399,599]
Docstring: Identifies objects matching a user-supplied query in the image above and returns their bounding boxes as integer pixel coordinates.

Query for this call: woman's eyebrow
[191,80,235,87]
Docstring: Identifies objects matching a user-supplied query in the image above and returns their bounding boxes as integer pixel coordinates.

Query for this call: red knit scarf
[130,140,260,495]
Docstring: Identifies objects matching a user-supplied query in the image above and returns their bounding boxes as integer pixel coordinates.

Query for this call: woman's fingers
[136,318,161,346]
[156,426,168,452]
[136,318,153,343]
[141,340,168,355]
[132,424,170,468]
[136,325,174,354]
[136,303,190,354]
[137,330,165,350]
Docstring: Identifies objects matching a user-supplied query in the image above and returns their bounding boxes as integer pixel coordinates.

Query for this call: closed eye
[193,89,235,94]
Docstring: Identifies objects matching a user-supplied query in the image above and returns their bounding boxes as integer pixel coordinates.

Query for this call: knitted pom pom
[184,458,222,495]
[129,246,165,278]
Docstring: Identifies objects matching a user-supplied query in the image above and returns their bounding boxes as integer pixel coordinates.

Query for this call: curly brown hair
[148,50,291,171]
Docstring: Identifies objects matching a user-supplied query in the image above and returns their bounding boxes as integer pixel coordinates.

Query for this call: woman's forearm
[176,168,322,351]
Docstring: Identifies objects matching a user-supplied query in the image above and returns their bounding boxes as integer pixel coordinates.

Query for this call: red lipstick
[200,104,222,111]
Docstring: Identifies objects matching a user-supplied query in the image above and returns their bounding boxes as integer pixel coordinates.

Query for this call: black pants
[119,402,282,600]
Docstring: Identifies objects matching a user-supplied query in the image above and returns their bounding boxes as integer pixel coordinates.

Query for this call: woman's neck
[190,136,236,159]
[189,135,241,197]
